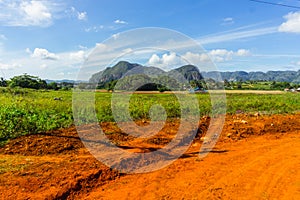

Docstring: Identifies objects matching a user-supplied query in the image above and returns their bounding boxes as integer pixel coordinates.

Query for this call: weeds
[0,87,299,141]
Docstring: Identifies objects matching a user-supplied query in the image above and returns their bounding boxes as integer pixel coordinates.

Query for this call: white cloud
[114,19,127,24]
[148,54,161,65]
[0,0,56,27]
[0,34,7,40]
[40,64,47,69]
[236,49,251,56]
[25,48,31,54]
[148,52,184,69]
[70,50,86,61]
[112,33,120,40]
[210,49,234,57]
[68,6,87,21]
[95,43,111,52]
[209,49,251,62]
[78,45,88,50]
[222,17,234,25]
[77,11,87,20]
[147,49,251,69]
[0,62,20,70]
[85,25,104,32]
[209,49,234,62]
[0,62,11,70]
[57,72,65,76]
[31,48,59,60]
[182,52,210,64]
[199,26,277,44]
[278,11,300,33]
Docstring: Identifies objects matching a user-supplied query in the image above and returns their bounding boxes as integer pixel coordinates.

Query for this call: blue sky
[0,0,300,80]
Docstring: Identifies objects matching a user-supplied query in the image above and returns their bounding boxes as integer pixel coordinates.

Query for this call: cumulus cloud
[182,52,210,64]
[236,49,251,56]
[114,19,127,24]
[148,54,161,65]
[278,11,300,33]
[208,49,250,62]
[148,49,251,68]
[31,48,59,60]
[209,49,234,62]
[148,52,184,69]
[69,50,86,61]
[0,0,55,27]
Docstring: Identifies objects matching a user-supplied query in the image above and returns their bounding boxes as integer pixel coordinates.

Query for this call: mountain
[202,70,300,83]
[89,61,142,83]
[89,61,300,84]
[89,61,203,84]
[169,65,203,81]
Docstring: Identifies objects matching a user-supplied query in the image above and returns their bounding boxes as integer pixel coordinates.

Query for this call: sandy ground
[0,113,300,199]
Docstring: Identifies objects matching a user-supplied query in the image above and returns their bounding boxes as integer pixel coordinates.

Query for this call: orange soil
[0,113,300,199]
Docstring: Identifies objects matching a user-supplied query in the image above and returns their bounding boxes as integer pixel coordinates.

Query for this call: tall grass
[0,87,299,142]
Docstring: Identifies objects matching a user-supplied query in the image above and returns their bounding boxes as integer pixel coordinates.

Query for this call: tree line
[0,74,74,90]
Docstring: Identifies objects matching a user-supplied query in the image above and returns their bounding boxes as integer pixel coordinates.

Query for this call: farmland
[1,87,300,143]
[0,87,300,199]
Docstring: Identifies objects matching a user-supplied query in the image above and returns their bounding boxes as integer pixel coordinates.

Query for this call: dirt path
[0,114,300,199]
[84,133,300,200]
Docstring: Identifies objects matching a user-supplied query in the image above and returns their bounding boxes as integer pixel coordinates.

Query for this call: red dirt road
[0,114,300,199]
[86,133,300,200]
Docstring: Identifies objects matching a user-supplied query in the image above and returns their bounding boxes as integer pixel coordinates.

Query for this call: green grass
[0,87,300,142]
[0,88,73,141]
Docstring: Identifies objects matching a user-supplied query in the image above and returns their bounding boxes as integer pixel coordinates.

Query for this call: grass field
[1,87,300,142]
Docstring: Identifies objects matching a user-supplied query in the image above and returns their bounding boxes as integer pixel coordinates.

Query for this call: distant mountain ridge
[89,61,300,84]
[202,70,300,83]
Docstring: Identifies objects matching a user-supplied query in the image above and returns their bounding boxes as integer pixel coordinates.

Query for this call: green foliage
[0,88,73,141]
[0,87,300,142]
[9,74,47,89]
[47,82,58,90]
[270,81,290,90]
[0,77,7,87]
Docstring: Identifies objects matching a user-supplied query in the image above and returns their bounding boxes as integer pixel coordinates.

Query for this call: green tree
[47,82,58,90]
[9,74,47,89]
[0,77,7,87]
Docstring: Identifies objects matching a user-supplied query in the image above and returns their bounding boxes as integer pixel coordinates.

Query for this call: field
[0,87,300,199]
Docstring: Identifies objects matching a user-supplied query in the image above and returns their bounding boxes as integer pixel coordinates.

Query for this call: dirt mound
[0,155,120,200]
[0,126,84,156]
[220,113,300,141]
